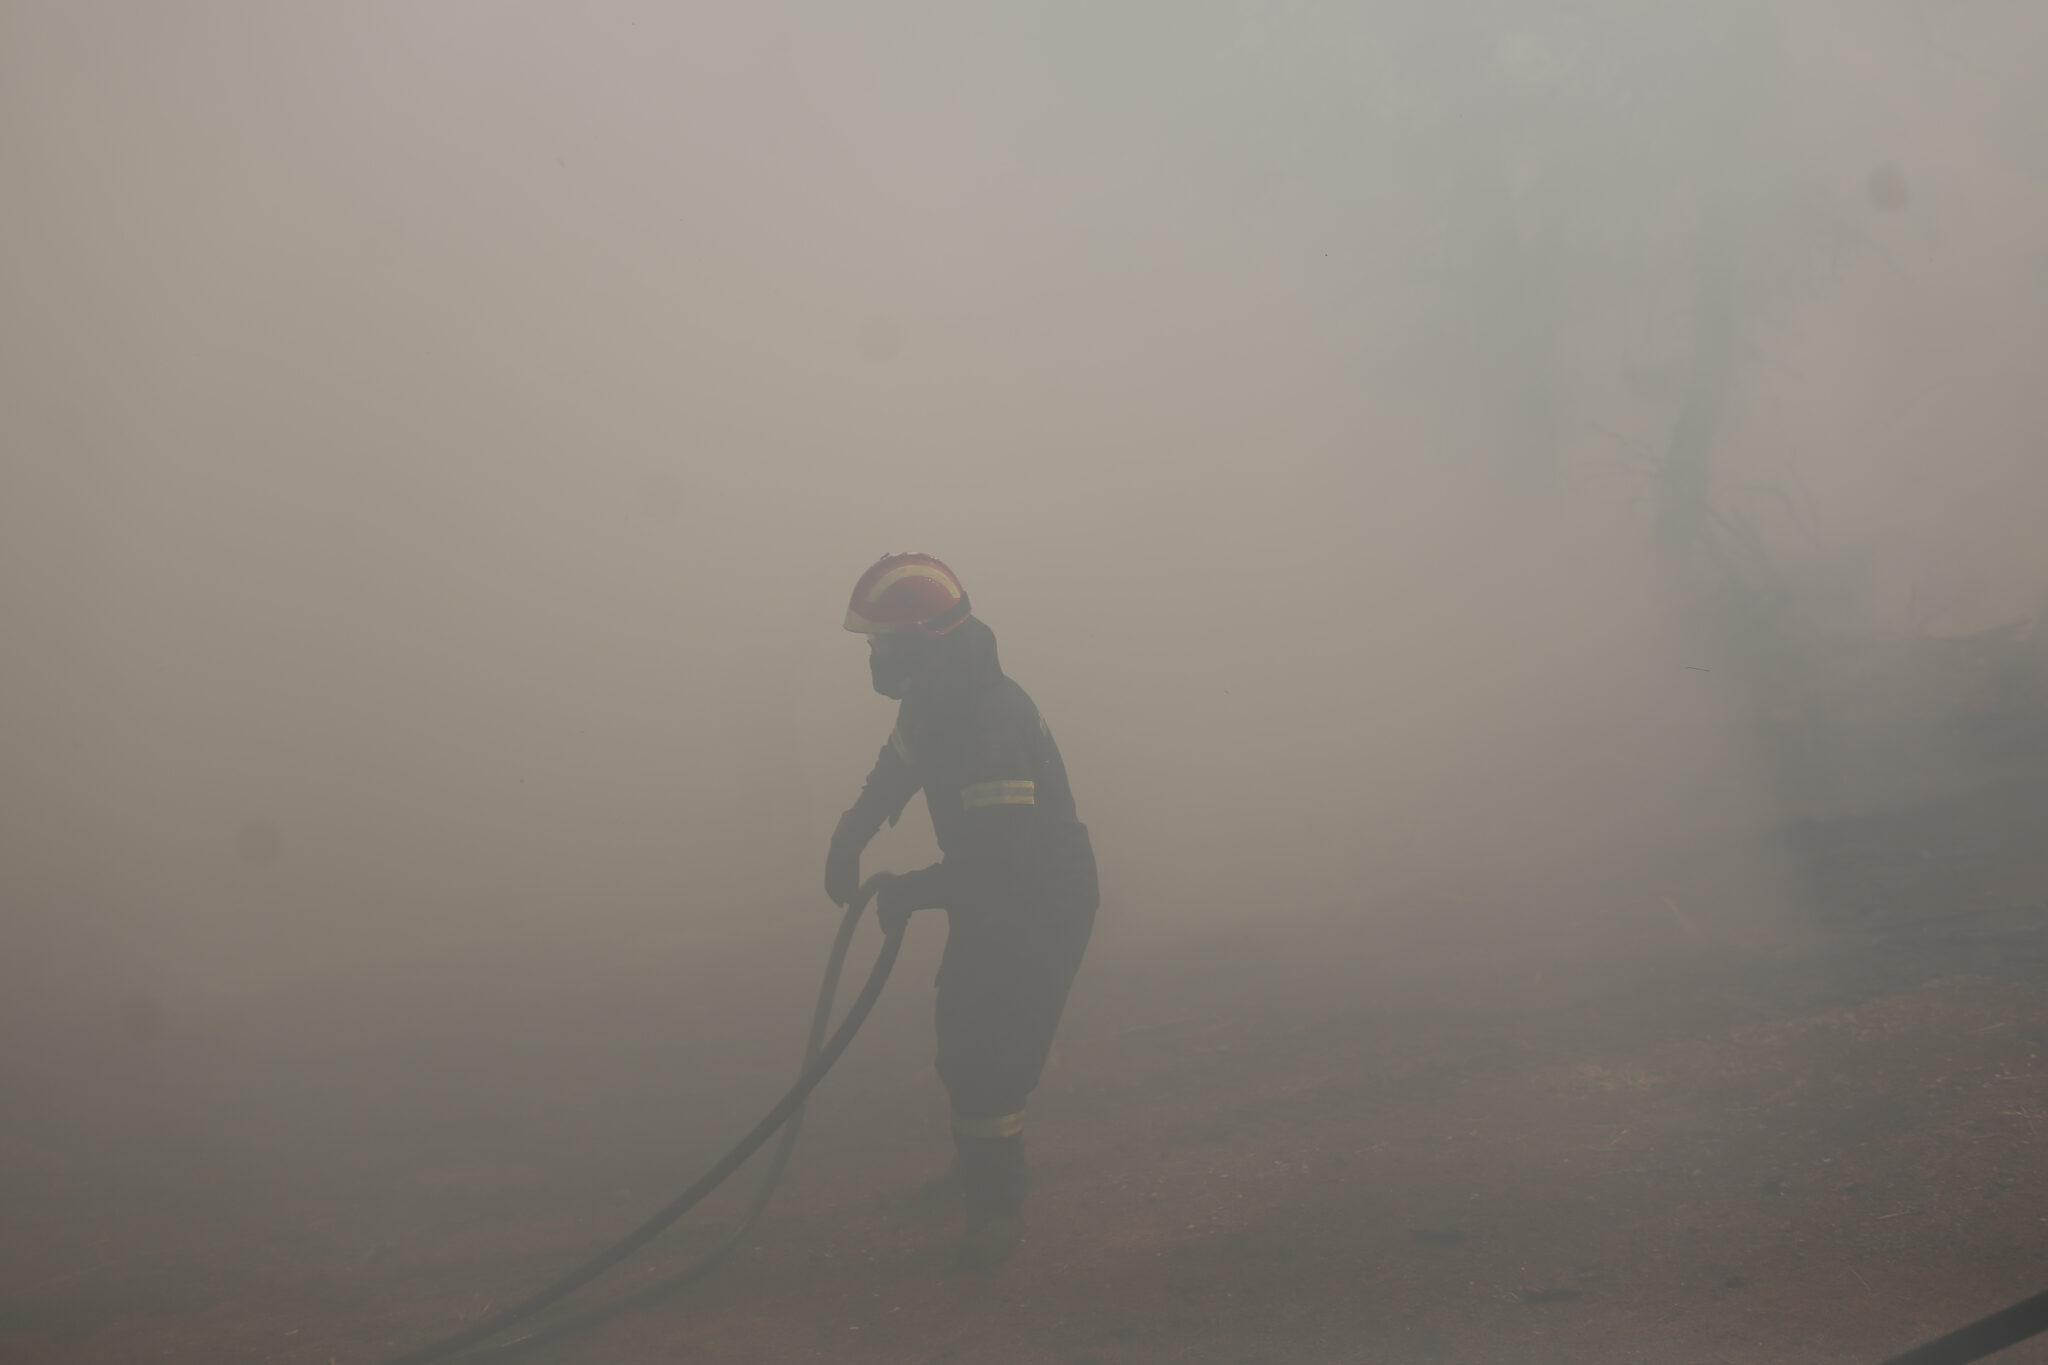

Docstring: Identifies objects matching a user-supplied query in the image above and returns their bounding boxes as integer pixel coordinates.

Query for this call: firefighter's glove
[872,874,917,938]
[824,813,868,907]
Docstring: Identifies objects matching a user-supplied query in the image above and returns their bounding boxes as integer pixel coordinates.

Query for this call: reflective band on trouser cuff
[953,1110,1025,1140]
[961,780,1034,809]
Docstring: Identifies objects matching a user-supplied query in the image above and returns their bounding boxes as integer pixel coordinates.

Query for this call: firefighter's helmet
[844,553,971,635]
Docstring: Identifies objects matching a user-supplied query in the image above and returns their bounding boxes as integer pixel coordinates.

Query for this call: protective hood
[899,614,1003,707]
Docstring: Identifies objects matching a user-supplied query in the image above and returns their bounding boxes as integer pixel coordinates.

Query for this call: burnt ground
[5,779,2047,1365]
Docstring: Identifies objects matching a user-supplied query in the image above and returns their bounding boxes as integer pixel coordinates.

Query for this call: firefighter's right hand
[825,831,863,907]
[872,874,914,937]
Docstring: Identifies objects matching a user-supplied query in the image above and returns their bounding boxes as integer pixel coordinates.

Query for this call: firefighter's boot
[954,1127,1027,1269]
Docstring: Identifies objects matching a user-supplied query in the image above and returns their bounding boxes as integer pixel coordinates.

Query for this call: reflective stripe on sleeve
[952,1110,1025,1140]
[889,725,914,765]
[961,779,1034,809]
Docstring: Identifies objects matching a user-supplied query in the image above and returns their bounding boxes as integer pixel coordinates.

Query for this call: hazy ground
[5,777,2045,1365]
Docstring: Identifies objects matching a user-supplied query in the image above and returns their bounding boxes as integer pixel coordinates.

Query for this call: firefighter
[824,553,1099,1268]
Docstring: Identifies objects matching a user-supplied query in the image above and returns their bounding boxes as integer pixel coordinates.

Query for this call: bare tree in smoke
[1400,2,2048,814]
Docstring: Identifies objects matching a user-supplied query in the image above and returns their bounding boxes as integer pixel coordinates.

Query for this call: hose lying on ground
[439,886,874,1364]
[1877,1289,2048,1365]
[376,876,901,1365]
[374,873,2048,1365]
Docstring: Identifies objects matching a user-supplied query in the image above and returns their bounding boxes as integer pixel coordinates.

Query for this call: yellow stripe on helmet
[864,561,957,599]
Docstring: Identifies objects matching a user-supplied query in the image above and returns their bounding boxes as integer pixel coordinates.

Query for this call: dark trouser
[934,895,1095,1218]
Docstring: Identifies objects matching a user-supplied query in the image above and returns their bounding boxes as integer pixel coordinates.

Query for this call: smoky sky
[3,2,2045,1007]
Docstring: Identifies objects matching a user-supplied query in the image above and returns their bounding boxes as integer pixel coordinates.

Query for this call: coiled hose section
[376,875,901,1365]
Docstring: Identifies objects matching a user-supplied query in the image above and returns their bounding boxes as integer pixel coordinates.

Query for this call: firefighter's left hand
[872,874,916,937]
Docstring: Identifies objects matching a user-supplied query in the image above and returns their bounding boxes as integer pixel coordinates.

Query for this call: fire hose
[1877,1289,2048,1365]
[375,874,901,1365]
[367,867,2048,1365]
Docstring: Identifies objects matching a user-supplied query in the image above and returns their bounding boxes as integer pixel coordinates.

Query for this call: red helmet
[844,553,971,636]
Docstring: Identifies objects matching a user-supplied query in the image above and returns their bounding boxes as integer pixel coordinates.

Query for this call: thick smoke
[1,1,2043,1048]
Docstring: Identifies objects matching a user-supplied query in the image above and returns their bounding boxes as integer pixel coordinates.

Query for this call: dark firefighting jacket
[840,617,1097,918]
